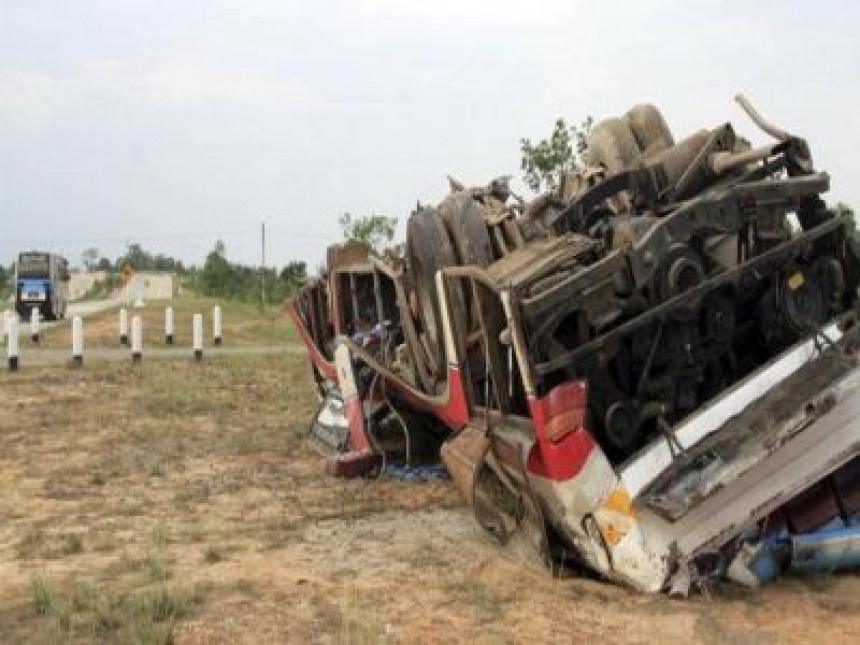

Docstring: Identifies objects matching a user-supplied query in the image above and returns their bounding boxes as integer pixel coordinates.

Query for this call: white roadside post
[71,316,84,367]
[7,315,19,371]
[165,307,174,345]
[131,315,143,363]
[212,305,222,346]
[3,310,14,346]
[193,313,203,362]
[119,308,129,345]
[30,308,40,344]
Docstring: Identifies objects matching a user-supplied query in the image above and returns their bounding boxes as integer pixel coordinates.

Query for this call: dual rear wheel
[406,194,494,392]
[586,103,674,174]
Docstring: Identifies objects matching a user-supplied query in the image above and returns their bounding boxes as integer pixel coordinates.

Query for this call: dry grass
[35,293,296,349]
[0,350,461,643]
[27,574,204,644]
[1,310,860,643]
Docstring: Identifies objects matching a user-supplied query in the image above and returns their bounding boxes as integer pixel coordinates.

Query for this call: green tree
[280,261,307,295]
[194,240,308,303]
[81,247,100,271]
[0,263,9,301]
[117,243,186,274]
[201,240,236,297]
[338,213,397,253]
[122,243,151,270]
[520,116,593,192]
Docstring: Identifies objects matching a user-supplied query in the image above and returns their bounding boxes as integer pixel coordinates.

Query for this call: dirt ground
[1,351,860,644]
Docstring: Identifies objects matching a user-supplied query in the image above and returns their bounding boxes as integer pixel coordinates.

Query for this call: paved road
[66,298,118,319]
[12,343,304,366]
[2,298,118,339]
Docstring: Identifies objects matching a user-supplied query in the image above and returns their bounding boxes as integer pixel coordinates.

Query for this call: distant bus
[15,251,69,320]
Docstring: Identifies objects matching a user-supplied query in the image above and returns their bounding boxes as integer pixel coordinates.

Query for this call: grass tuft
[150,523,171,548]
[30,575,203,645]
[16,527,47,559]
[62,533,84,556]
[32,576,62,617]
[146,553,172,582]
[71,581,99,612]
[203,545,225,564]
[16,528,85,559]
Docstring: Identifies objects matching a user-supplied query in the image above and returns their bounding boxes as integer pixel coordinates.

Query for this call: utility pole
[261,221,266,307]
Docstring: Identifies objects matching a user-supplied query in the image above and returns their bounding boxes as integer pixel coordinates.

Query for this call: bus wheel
[406,206,467,393]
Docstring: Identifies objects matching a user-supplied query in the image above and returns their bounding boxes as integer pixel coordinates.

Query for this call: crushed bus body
[287,95,860,593]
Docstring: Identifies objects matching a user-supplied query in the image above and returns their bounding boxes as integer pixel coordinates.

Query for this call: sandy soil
[1,353,859,644]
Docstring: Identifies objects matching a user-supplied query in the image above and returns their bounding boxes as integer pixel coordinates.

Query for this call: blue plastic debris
[726,540,780,586]
[727,514,860,585]
[789,524,860,574]
[383,463,450,482]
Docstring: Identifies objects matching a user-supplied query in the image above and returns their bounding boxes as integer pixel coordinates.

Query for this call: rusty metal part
[534,215,844,376]
[325,449,382,478]
[734,94,813,173]
[735,93,791,142]
[441,424,490,506]
[709,142,783,175]
[370,255,426,388]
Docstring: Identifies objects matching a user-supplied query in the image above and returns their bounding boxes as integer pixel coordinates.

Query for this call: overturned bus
[288,96,860,593]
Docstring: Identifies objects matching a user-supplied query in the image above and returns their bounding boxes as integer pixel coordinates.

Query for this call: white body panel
[621,322,842,498]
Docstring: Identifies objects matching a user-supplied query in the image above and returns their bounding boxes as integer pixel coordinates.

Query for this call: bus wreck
[288,95,860,594]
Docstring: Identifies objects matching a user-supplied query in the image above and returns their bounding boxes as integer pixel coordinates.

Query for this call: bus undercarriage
[288,95,860,592]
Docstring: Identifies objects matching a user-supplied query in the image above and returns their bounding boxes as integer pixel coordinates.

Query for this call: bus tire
[623,104,674,157]
[438,193,494,268]
[586,117,641,175]
[406,207,467,390]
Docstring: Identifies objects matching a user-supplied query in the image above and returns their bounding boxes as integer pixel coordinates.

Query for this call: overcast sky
[1,0,858,270]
